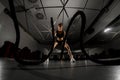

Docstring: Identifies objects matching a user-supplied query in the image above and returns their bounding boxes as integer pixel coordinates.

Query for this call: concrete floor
[0,58,120,80]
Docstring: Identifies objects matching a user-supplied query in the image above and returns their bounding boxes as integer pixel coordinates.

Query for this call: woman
[53,23,76,63]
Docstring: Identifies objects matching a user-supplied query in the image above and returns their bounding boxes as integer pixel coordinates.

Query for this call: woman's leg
[64,42,75,62]
[53,42,58,49]
[44,42,58,63]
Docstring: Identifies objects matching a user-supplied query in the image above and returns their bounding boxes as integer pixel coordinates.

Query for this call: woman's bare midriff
[57,37,64,41]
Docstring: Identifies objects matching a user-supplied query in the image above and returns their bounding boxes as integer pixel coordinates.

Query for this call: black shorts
[56,40,67,45]
[56,40,64,45]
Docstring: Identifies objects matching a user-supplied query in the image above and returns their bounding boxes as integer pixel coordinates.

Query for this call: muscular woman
[53,23,76,63]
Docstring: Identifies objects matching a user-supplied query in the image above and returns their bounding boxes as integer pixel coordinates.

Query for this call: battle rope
[61,10,120,65]
[9,0,120,65]
[8,0,55,65]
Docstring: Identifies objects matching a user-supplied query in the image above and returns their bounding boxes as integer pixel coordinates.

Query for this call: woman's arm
[54,31,56,37]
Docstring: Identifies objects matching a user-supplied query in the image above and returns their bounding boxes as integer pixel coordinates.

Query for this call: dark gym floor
[0,58,120,80]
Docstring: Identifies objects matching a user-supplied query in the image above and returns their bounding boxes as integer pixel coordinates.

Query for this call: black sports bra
[56,30,64,38]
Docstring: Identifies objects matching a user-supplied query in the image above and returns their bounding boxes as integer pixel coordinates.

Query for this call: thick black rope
[8,0,20,48]
[62,11,120,65]
[14,17,55,65]
[8,0,55,65]
[8,0,22,64]
[9,0,120,65]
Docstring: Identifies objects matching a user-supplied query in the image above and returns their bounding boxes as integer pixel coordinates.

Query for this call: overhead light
[35,13,44,19]
[104,27,112,33]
